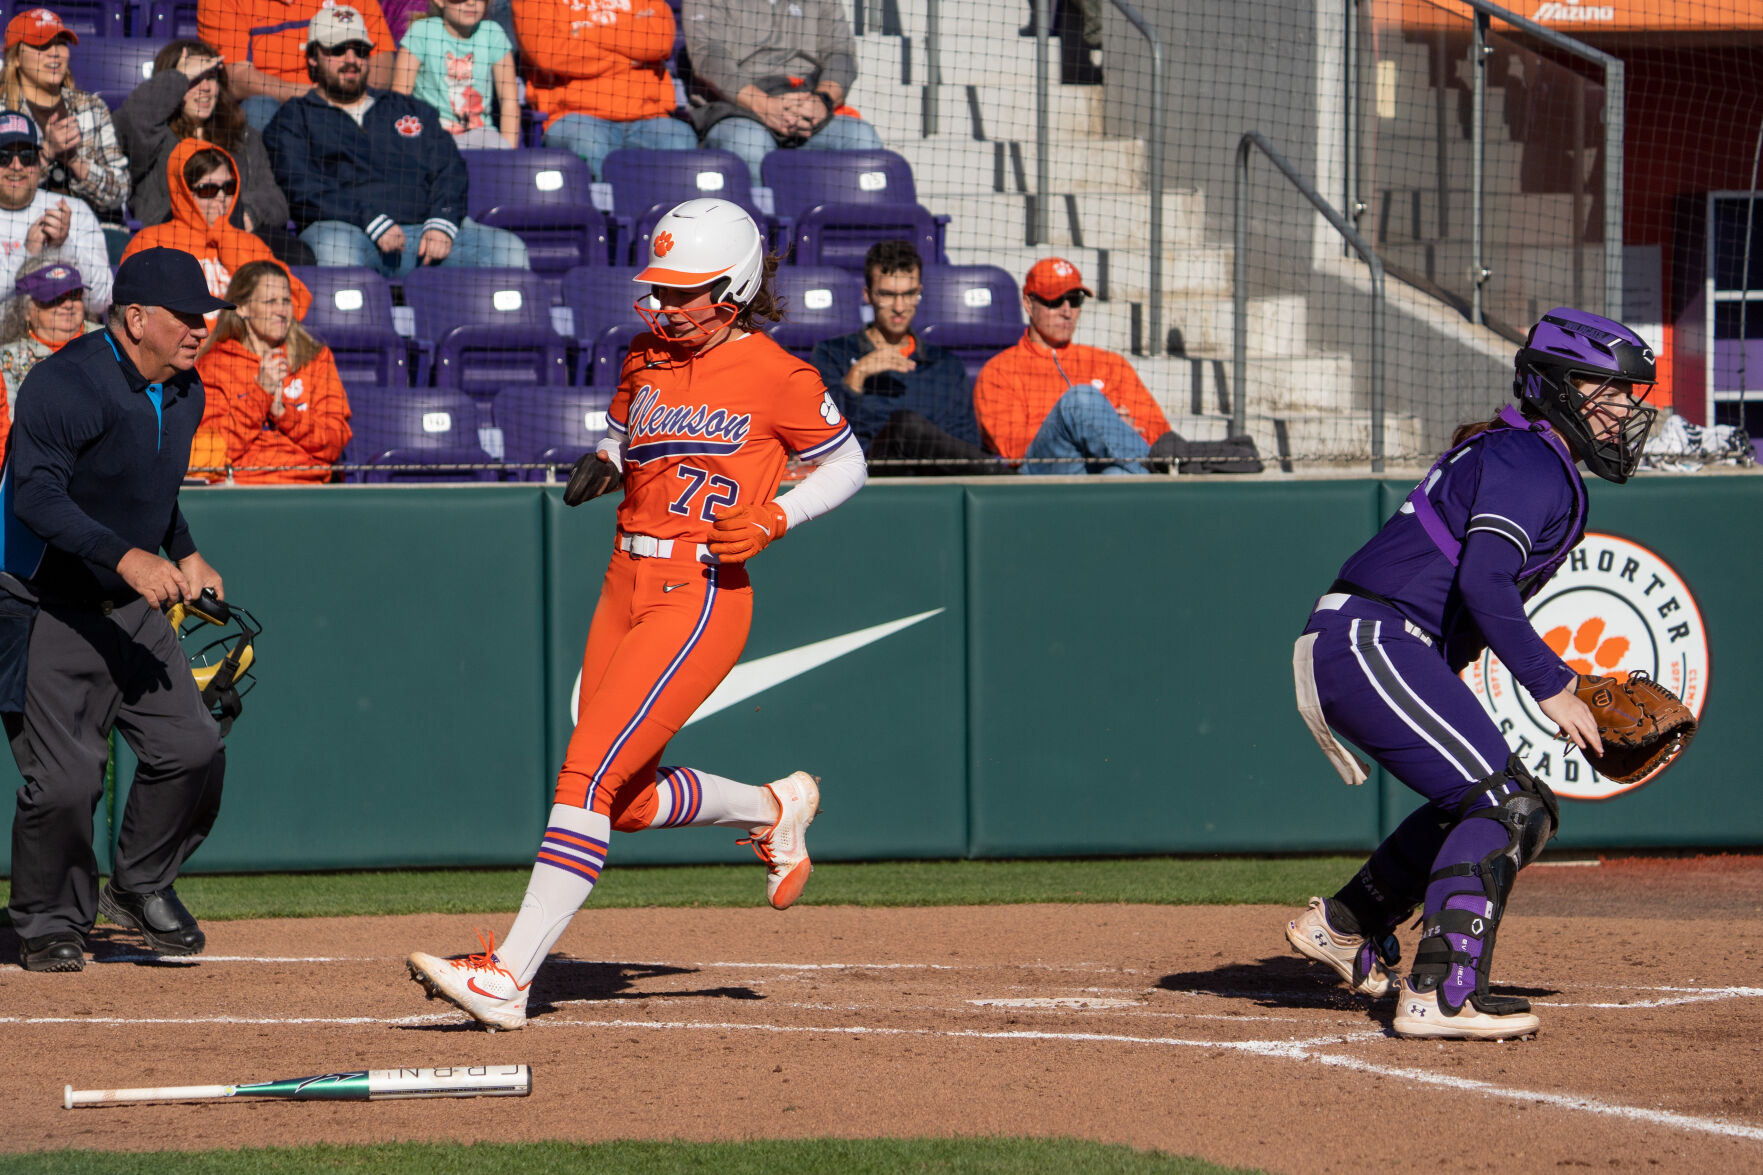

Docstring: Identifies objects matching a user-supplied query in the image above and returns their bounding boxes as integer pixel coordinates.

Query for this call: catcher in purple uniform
[1284,307,1658,1040]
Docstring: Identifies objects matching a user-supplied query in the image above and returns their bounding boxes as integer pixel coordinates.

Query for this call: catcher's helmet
[632,198,765,345]
[1513,307,1658,484]
[167,591,260,736]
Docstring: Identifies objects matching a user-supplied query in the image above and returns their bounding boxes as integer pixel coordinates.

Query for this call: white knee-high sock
[652,766,780,830]
[494,804,610,988]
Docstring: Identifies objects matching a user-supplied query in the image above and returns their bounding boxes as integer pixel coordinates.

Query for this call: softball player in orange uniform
[407,198,867,1031]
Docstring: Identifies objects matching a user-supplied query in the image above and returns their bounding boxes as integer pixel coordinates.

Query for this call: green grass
[0,1139,1263,1174]
[0,856,1362,922]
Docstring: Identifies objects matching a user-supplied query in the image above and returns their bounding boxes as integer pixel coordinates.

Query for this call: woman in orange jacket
[517,0,696,178]
[192,260,351,484]
[121,138,311,320]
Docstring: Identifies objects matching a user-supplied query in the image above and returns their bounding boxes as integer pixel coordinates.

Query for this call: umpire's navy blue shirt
[0,328,203,604]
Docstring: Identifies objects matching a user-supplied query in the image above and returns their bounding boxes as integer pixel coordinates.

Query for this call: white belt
[616,532,717,563]
[1315,592,1352,611]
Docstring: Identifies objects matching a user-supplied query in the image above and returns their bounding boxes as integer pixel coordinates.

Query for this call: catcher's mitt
[1574,671,1697,784]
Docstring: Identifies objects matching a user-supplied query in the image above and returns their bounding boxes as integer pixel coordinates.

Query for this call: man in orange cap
[972,256,1182,474]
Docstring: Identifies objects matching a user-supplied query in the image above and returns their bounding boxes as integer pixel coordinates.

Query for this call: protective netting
[3,0,1758,480]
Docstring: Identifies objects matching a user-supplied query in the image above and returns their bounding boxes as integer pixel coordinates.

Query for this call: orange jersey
[194,337,353,483]
[609,330,853,541]
[517,0,680,125]
[972,331,1171,462]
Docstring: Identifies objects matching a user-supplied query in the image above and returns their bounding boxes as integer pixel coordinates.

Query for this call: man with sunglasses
[199,0,397,131]
[0,111,110,317]
[1,246,232,972]
[973,257,1181,475]
[264,5,527,275]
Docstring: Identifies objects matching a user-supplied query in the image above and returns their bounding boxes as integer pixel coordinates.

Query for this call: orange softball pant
[555,549,752,825]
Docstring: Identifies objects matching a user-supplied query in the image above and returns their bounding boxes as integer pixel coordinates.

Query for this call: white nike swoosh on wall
[569,608,946,726]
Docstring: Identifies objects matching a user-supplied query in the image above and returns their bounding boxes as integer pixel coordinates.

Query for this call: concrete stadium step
[945,244,1234,301]
[854,33,1068,91]
[1160,410,1428,469]
[1136,353,1356,417]
[931,191,1207,250]
[1370,189,1590,246]
[897,136,1148,194]
[857,82,1105,143]
[1071,295,1309,358]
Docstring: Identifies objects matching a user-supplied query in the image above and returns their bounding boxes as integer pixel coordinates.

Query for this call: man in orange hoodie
[518,0,696,180]
[121,139,312,322]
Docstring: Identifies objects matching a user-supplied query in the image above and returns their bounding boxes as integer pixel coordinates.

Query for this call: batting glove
[564,452,622,506]
[707,502,788,563]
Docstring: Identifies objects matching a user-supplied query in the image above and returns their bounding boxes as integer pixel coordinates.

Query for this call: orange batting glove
[708,502,788,564]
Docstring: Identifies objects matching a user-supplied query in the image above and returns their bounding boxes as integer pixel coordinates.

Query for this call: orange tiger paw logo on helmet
[654,231,675,257]
[1544,617,1630,678]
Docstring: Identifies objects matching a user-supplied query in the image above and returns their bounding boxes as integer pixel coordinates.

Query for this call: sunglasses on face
[33,288,83,308]
[317,41,373,58]
[0,146,40,168]
[1030,291,1086,309]
[191,180,238,198]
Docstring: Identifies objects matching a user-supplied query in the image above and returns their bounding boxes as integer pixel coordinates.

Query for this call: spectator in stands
[114,41,312,268]
[192,260,351,483]
[393,0,519,150]
[200,0,398,130]
[265,6,529,274]
[0,254,99,456]
[0,113,111,317]
[973,257,1180,475]
[812,239,1004,476]
[518,0,696,178]
[121,140,315,322]
[1,10,129,227]
[684,0,884,189]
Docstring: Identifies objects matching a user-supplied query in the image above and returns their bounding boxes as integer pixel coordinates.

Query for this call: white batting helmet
[633,198,765,306]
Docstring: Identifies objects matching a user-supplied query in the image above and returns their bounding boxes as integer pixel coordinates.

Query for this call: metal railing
[1236,132,1387,471]
[924,0,1166,354]
[1345,0,1624,333]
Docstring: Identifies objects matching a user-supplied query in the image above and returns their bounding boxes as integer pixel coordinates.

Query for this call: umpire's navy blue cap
[112,247,234,316]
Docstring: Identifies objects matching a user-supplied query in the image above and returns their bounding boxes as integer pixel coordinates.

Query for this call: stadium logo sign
[1461,532,1708,801]
[1531,1,1615,21]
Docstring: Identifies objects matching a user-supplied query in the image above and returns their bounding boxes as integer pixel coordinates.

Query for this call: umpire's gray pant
[6,596,225,941]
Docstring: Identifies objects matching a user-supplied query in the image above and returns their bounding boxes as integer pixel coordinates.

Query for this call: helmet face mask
[635,279,739,349]
[1513,308,1658,483]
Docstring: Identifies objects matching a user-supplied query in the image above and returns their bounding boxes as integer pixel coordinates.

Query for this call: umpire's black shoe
[20,932,87,972]
[98,884,206,956]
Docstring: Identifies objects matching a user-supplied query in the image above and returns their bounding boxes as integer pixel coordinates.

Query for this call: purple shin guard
[1411,814,1526,1015]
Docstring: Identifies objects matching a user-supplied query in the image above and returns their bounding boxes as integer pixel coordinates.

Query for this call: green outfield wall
[2,475,1759,875]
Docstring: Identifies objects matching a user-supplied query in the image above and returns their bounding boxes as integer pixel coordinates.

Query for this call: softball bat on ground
[65,1064,531,1108]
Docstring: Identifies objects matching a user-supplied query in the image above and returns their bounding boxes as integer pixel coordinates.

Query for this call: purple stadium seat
[495,385,615,478]
[290,266,416,390]
[600,148,765,261]
[460,149,608,274]
[914,264,1024,381]
[8,0,125,37]
[71,38,168,109]
[767,266,862,359]
[762,149,920,221]
[345,387,497,482]
[402,268,570,393]
[763,148,948,268]
[142,0,199,37]
[560,265,647,385]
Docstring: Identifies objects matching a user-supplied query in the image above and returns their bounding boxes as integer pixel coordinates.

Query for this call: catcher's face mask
[166,592,260,736]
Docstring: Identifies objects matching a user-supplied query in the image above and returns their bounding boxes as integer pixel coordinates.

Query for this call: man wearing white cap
[0,110,110,317]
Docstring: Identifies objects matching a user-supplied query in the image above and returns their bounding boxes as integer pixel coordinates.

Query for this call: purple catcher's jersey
[1334,421,1585,675]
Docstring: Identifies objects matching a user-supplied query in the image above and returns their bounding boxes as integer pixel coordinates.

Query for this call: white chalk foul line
[1540,986,1763,1010]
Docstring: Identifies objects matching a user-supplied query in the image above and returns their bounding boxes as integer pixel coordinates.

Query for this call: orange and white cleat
[739,771,820,910]
[406,931,530,1032]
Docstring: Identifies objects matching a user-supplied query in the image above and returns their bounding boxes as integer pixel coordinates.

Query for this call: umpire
[1,247,232,972]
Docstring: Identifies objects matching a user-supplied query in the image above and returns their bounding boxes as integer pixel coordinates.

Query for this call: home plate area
[1,896,1761,1170]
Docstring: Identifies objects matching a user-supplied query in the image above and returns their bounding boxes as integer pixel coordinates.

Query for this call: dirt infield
[2,855,1761,1173]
